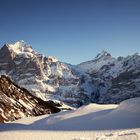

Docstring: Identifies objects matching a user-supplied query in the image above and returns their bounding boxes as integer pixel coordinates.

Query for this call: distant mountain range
[0,41,140,107]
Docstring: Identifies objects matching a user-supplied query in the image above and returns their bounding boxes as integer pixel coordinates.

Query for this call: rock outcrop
[0,75,60,123]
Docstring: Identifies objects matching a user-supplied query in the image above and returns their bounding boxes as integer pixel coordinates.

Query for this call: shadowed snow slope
[0,98,140,140]
[0,98,140,131]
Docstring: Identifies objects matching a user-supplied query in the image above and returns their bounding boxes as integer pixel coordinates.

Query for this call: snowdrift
[0,97,140,131]
[0,98,140,140]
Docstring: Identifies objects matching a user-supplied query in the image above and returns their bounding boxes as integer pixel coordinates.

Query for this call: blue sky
[0,0,140,64]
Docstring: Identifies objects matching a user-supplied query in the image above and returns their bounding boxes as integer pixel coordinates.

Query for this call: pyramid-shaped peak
[14,40,27,46]
[95,50,111,60]
[8,40,31,48]
[7,40,33,54]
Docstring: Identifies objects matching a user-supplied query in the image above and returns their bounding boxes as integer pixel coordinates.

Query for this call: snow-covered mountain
[78,50,115,73]
[0,41,140,106]
[0,41,92,107]
[0,75,60,123]
[78,51,140,103]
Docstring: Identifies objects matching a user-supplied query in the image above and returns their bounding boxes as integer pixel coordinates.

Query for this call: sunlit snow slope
[0,98,140,140]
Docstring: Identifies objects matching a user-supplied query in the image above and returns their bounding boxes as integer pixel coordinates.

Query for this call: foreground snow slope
[0,98,140,140]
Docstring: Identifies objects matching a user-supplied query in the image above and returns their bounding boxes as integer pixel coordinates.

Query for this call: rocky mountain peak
[95,50,112,60]
[7,40,34,57]
[0,41,89,107]
[0,41,140,108]
[77,50,114,73]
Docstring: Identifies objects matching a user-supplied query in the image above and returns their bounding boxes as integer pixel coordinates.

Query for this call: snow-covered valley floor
[0,98,140,140]
[0,129,140,140]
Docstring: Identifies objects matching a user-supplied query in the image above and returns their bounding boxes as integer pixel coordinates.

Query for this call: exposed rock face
[78,52,140,104]
[0,41,140,107]
[0,41,92,107]
[0,75,60,123]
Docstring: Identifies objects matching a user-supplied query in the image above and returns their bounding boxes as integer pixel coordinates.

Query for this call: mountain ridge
[0,75,60,122]
[0,41,140,106]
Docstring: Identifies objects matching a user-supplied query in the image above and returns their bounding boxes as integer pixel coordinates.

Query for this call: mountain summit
[0,41,140,106]
[0,41,91,107]
[7,40,35,58]
[95,50,111,60]
[77,50,115,73]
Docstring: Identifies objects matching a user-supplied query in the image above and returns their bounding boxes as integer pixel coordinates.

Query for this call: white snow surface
[0,98,140,140]
[8,40,34,58]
